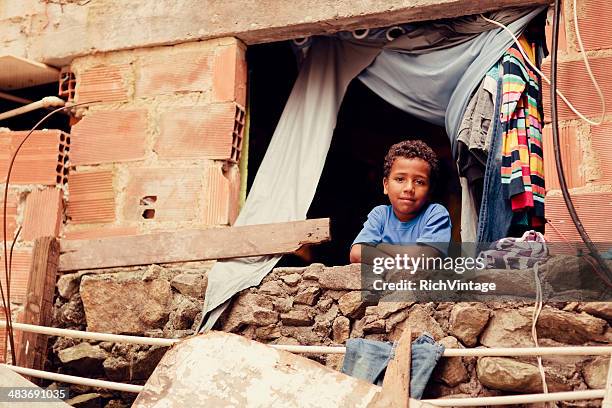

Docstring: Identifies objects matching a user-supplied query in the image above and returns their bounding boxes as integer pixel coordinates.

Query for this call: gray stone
[449,303,490,346]
[281,310,313,326]
[57,271,86,299]
[578,302,612,321]
[318,264,361,290]
[170,273,206,298]
[294,287,320,305]
[131,346,168,380]
[58,293,86,326]
[222,293,279,332]
[583,356,609,389]
[280,273,301,286]
[58,343,108,375]
[302,264,325,280]
[80,272,172,335]
[103,356,130,381]
[167,295,201,330]
[332,316,350,343]
[338,291,368,318]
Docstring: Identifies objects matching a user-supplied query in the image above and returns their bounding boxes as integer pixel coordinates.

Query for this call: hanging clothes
[499,39,545,228]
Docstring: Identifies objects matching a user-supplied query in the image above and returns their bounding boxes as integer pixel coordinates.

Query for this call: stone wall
[49,260,611,407]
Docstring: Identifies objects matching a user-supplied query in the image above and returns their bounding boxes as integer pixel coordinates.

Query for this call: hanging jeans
[341,333,445,399]
[476,74,514,245]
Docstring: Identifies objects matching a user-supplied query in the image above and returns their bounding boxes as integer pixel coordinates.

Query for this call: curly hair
[383,140,439,183]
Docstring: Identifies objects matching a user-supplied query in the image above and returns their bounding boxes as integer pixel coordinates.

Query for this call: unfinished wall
[0,130,67,361]
[542,0,612,244]
[49,261,611,406]
[62,38,245,240]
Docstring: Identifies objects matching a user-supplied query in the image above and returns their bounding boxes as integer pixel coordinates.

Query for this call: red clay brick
[590,122,612,184]
[70,110,147,165]
[123,168,202,223]
[212,43,247,106]
[156,103,236,160]
[573,0,612,51]
[135,49,213,97]
[542,125,585,191]
[545,192,612,244]
[0,130,66,185]
[21,188,63,241]
[0,248,33,304]
[228,164,241,225]
[63,226,138,240]
[66,171,115,224]
[542,56,612,122]
[76,64,130,104]
[0,191,19,242]
[203,165,230,225]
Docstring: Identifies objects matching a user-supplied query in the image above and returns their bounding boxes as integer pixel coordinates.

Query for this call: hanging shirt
[500,39,545,225]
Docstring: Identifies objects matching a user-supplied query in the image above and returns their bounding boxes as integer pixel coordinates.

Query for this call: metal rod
[0,92,32,105]
[1,364,143,393]
[422,390,605,406]
[2,321,612,357]
[0,96,65,121]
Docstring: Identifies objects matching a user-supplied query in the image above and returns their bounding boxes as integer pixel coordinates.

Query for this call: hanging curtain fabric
[198,6,546,331]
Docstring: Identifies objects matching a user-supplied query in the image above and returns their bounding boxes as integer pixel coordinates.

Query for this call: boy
[349,140,451,263]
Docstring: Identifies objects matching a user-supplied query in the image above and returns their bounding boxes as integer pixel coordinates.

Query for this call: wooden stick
[603,354,612,408]
[1,364,143,393]
[59,218,330,271]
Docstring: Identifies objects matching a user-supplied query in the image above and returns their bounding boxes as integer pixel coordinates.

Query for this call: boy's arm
[349,206,385,264]
[349,244,362,263]
[376,243,442,259]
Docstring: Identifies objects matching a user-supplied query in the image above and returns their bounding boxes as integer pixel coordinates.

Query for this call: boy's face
[383,157,432,222]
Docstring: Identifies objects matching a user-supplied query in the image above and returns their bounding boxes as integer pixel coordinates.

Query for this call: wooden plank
[18,237,59,378]
[59,218,330,272]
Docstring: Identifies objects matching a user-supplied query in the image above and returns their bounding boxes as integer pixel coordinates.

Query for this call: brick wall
[64,38,246,240]
[541,0,612,246]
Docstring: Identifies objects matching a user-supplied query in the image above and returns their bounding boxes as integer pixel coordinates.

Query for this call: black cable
[550,0,612,287]
[2,101,97,365]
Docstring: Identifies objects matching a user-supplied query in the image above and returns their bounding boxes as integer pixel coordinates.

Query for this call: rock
[58,293,86,326]
[325,353,345,371]
[332,316,350,343]
[58,343,108,375]
[365,302,413,319]
[141,264,165,281]
[479,308,534,348]
[314,304,339,337]
[324,290,348,301]
[477,357,570,393]
[389,304,445,341]
[302,263,325,280]
[351,317,365,338]
[80,272,172,335]
[338,291,368,318]
[385,308,410,332]
[222,293,279,332]
[167,295,201,330]
[583,357,609,389]
[449,303,490,346]
[66,393,102,408]
[537,307,607,344]
[363,315,385,334]
[318,264,361,290]
[170,273,206,298]
[57,271,86,299]
[259,281,286,296]
[434,336,468,387]
[578,302,612,321]
[105,400,130,408]
[255,325,281,340]
[103,356,130,381]
[273,297,294,313]
[294,287,320,305]
[280,273,301,286]
[317,298,333,313]
[281,310,313,326]
[131,346,168,379]
[280,326,324,344]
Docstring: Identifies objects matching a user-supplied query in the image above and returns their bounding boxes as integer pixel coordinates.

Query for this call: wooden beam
[18,237,59,378]
[59,218,330,272]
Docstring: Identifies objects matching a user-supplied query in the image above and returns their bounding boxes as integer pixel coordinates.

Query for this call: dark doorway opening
[0,83,70,132]
[247,41,461,267]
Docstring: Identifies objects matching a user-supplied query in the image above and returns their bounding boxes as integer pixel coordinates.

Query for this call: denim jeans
[476,72,514,245]
[341,333,445,399]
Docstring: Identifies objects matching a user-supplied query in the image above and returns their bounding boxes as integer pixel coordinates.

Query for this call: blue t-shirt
[352,203,452,254]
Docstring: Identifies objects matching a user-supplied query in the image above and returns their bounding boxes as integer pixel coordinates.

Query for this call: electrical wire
[1,101,97,365]
[481,11,605,126]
